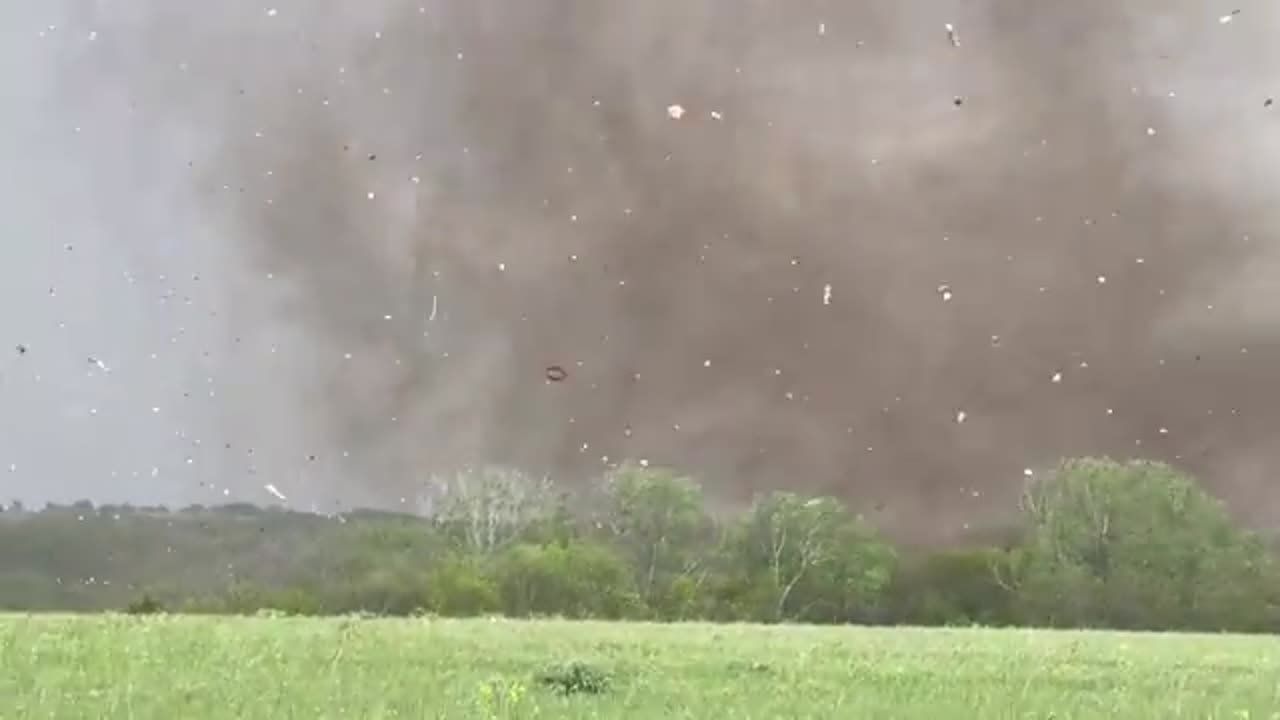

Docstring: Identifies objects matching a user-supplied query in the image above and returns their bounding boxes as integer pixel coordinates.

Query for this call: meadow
[2,615,1277,719]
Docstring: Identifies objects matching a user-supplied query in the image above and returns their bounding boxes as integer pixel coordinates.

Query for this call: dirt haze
[20,1,1280,542]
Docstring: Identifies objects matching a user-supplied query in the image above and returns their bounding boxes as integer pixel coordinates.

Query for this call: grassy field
[1,615,1278,719]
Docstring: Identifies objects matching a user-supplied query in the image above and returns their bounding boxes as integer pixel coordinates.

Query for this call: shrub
[537,661,611,695]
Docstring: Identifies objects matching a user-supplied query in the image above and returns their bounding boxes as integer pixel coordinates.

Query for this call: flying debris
[264,483,287,501]
[666,104,686,120]
[545,365,568,382]
[944,23,960,47]
[14,345,26,356]
[1219,10,1241,24]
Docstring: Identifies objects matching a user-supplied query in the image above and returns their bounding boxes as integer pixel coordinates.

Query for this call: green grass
[1,615,1278,719]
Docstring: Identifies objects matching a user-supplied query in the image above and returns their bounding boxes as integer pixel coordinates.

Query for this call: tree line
[2,456,1277,631]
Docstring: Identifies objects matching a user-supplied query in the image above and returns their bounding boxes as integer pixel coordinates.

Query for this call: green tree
[601,464,715,617]
[722,493,896,622]
[1014,457,1278,630]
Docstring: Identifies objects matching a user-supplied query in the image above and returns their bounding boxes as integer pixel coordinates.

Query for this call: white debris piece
[818,22,826,36]
[1219,10,1240,24]
[955,410,967,424]
[822,283,833,305]
[667,104,685,120]
[945,23,960,47]
[1146,127,1157,136]
[1051,371,1063,383]
[264,483,287,501]
[937,284,953,301]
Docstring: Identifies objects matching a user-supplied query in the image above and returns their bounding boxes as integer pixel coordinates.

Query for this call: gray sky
[3,1,1280,541]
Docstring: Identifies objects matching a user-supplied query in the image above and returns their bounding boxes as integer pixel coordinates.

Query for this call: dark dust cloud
[5,1,1280,541]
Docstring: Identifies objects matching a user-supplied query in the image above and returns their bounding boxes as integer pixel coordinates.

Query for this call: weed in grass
[537,661,611,695]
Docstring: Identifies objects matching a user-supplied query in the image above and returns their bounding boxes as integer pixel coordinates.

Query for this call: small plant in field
[124,594,164,615]
[475,677,532,719]
[536,661,611,695]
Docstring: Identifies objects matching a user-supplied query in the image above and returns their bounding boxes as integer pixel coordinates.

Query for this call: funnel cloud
[4,1,1280,542]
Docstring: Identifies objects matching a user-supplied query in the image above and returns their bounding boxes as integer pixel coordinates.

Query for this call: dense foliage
[2,457,1276,631]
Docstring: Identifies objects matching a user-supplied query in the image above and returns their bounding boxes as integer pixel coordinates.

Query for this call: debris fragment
[822,283,832,305]
[264,483,287,501]
[545,365,568,382]
[937,284,953,301]
[666,104,685,120]
[1219,10,1240,24]
[944,23,960,47]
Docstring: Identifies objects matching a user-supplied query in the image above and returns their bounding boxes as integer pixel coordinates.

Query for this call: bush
[493,539,643,619]
[537,661,611,695]
[423,558,501,616]
[887,547,1016,626]
[124,593,165,615]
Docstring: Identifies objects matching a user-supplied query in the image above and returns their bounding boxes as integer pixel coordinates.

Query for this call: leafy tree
[722,493,896,622]
[1014,457,1278,630]
[600,464,715,617]
[429,466,556,555]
